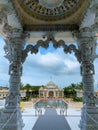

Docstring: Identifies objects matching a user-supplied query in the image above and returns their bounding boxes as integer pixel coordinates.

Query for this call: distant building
[0,89,8,99]
[0,87,26,99]
[75,89,83,98]
[20,90,27,99]
[0,86,9,90]
[39,81,64,98]
[75,89,98,98]
[95,91,98,98]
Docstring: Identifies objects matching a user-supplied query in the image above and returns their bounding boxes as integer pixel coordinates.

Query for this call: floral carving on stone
[39,0,64,9]
[19,0,80,21]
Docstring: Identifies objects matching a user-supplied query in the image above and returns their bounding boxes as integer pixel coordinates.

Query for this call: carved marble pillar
[78,28,98,130]
[0,33,25,130]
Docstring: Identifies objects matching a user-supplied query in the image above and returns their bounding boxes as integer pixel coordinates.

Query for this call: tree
[20,82,24,90]
[20,83,41,100]
[64,82,83,102]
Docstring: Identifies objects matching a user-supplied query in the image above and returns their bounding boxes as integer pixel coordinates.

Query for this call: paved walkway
[32,108,71,130]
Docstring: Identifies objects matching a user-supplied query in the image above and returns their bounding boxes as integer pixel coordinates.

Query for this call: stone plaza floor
[0,99,81,130]
[32,108,71,130]
[22,107,81,130]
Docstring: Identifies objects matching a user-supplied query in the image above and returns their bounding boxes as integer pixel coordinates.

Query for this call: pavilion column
[58,91,59,98]
[54,91,56,98]
[56,91,57,98]
[62,91,64,98]
[0,30,26,130]
[77,28,98,130]
[56,91,58,98]
[43,91,45,98]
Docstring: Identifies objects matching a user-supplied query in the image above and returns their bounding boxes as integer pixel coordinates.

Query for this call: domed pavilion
[39,81,64,98]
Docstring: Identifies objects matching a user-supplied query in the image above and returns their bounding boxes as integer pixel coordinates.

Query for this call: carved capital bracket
[4,29,29,62]
[91,0,98,23]
[0,0,23,45]
[74,27,97,77]
[0,7,8,24]
[5,37,23,60]
[3,23,23,38]
[3,31,29,79]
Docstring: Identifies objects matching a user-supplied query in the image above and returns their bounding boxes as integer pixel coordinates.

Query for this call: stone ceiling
[0,0,93,44]
[11,0,89,31]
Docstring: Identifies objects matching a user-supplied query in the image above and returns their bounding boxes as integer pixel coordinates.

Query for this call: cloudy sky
[0,36,98,89]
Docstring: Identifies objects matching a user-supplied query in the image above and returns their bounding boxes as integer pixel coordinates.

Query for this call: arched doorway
[49,91,54,98]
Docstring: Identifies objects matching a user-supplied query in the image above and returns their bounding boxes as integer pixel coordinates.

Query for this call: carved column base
[79,105,98,130]
[0,107,24,130]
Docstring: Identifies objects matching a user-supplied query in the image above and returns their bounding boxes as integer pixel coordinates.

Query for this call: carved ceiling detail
[17,0,81,21]
[39,0,64,9]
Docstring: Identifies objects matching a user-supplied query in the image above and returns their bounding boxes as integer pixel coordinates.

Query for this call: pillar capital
[90,0,98,33]
[91,0,98,9]
[0,7,8,24]
[75,27,97,63]
[79,27,92,38]
[72,27,93,44]
[4,30,29,64]
[91,0,98,21]
[3,23,23,38]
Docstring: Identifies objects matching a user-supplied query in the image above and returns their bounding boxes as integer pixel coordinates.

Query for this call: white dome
[39,87,44,90]
[46,81,57,89]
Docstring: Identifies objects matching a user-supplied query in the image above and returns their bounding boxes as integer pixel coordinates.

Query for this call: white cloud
[22,48,81,87]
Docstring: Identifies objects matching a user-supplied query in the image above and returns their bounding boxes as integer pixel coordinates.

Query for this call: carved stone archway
[0,0,98,130]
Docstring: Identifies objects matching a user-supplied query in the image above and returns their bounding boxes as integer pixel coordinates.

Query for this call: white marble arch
[0,0,98,130]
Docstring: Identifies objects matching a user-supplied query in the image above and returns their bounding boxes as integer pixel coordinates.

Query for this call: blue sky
[0,36,98,89]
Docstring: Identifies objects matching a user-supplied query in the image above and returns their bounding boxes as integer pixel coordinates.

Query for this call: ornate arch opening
[49,91,54,98]
[22,33,80,63]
